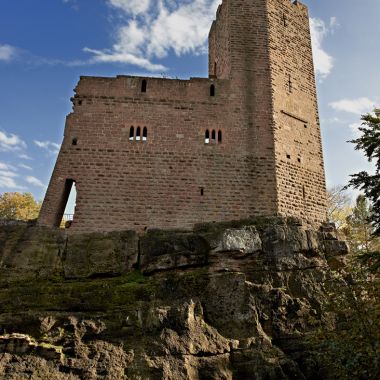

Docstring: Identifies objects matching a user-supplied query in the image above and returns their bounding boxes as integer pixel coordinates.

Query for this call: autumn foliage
[0,192,41,221]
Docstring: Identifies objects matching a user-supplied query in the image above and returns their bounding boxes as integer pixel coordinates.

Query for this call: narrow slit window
[129,126,134,141]
[211,130,216,142]
[136,126,141,141]
[288,74,292,93]
[283,13,287,27]
[302,185,306,199]
[205,130,210,144]
[143,127,147,141]
[200,187,204,196]
[218,130,222,143]
[141,79,147,93]
[210,84,215,97]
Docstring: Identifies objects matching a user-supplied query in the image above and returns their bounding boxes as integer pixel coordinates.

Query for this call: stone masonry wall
[38,0,326,233]
[39,75,278,233]
[267,0,327,223]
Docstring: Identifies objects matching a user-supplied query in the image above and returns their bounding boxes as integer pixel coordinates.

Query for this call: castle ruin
[38,0,327,233]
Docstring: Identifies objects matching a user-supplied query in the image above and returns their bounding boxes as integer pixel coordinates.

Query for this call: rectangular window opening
[56,179,77,229]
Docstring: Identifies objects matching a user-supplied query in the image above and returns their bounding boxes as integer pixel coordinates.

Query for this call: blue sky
[0,0,379,211]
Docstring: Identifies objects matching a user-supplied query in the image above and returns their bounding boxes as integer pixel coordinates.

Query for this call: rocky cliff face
[0,218,348,379]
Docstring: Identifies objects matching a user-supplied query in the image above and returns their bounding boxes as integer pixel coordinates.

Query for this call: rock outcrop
[0,217,348,379]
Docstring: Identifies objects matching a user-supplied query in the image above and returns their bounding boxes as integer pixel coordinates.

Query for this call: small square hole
[286,154,291,159]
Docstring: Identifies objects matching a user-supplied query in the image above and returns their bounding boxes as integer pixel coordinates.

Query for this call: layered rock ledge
[0,217,348,379]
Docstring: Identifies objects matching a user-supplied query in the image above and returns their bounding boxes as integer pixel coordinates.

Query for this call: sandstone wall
[38,0,326,233]
[267,0,327,222]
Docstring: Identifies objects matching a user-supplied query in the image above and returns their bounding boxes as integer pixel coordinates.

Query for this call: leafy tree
[0,192,41,221]
[345,195,380,256]
[327,185,352,232]
[347,109,380,235]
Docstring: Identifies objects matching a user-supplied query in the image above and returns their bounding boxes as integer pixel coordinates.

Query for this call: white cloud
[0,162,10,171]
[0,176,23,189]
[19,153,33,160]
[0,167,23,189]
[34,140,60,155]
[329,97,375,115]
[26,176,45,188]
[310,18,335,79]
[18,163,33,171]
[0,44,17,62]
[108,0,151,15]
[84,48,167,72]
[0,131,27,152]
[0,170,18,178]
[85,0,220,71]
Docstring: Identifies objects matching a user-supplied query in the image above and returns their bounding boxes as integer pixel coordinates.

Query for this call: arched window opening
[141,79,147,93]
[72,138,78,146]
[205,130,210,144]
[143,127,147,141]
[136,126,141,141]
[129,126,134,141]
[211,130,216,142]
[210,84,215,97]
[218,130,222,143]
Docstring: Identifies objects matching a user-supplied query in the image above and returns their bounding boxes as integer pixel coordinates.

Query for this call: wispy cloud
[84,48,166,72]
[329,97,375,115]
[0,176,23,189]
[0,170,18,178]
[0,44,17,62]
[310,17,337,79]
[108,0,151,15]
[0,166,23,189]
[62,0,79,10]
[19,153,33,160]
[84,0,220,71]
[18,163,33,171]
[0,162,11,171]
[26,176,45,188]
[0,131,27,152]
[34,140,60,155]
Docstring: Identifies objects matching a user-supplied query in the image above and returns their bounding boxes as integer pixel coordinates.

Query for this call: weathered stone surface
[0,218,350,378]
[220,226,262,253]
[0,226,65,283]
[63,231,138,279]
[140,231,209,274]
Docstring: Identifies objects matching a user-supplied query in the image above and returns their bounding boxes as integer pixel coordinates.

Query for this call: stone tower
[38,0,327,233]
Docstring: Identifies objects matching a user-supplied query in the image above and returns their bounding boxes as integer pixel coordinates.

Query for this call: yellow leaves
[0,192,41,221]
